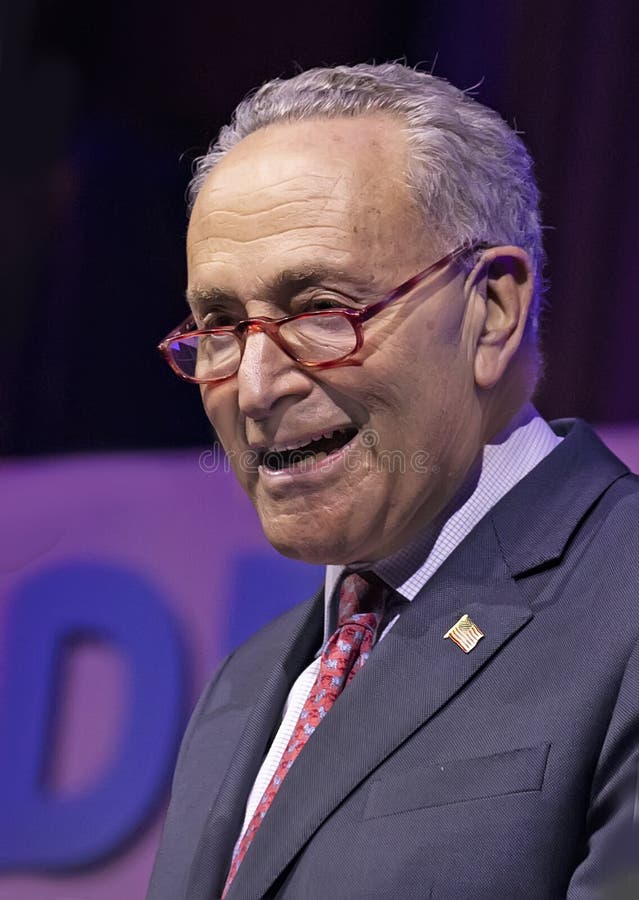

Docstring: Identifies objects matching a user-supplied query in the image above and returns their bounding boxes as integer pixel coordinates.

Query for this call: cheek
[199,385,215,422]
[362,362,472,473]
[200,385,237,443]
[364,321,458,404]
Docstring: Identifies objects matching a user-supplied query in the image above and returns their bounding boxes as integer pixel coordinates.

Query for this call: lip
[258,427,362,488]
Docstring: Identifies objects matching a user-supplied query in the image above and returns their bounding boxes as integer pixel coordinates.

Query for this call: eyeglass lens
[168,313,358,381]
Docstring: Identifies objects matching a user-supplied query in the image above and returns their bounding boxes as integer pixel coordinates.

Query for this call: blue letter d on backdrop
[0,561,185,870]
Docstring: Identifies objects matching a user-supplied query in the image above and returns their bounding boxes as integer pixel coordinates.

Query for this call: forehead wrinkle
[197,172,344,214]
[205,168,341,192]
[192,193,351,236]
[190,168,393,249]
[191,222,354,249]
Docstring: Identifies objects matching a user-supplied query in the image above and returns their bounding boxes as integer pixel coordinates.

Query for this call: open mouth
[261,426,358,472]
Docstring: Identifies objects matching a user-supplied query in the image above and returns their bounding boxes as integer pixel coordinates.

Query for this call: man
[149,63,639,899]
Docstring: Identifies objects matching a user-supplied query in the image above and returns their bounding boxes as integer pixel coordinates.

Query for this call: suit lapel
[228,517,531,900]
[490,418,629,575]
[186,588,324,900]
[227,419,631,900]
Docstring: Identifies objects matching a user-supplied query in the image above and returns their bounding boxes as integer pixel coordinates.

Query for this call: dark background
[2,0,638,456]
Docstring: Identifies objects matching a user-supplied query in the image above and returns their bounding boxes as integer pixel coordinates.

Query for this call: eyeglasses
[158,242,484,385]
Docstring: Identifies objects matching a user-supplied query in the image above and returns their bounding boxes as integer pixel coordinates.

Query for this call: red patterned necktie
[221,571,386,897]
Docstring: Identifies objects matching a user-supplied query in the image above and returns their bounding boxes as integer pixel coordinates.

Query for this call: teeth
[267,427,346,454]
[283,436,315,452]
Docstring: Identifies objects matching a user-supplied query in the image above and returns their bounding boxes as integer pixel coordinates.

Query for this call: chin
[265,535,330,564]
[261,525,347,566]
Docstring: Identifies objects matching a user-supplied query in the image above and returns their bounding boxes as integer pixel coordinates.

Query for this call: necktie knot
[337,570,386,627]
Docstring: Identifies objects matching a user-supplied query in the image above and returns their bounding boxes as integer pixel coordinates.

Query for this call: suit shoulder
[560,472,639,636]
[597,471,639,535]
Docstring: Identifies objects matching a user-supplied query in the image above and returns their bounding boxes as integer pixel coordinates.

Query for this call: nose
[236,326,312,421]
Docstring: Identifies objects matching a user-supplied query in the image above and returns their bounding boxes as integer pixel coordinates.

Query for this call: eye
[309,298,342,312]
[199,309,239,329]
[294,293,357,314]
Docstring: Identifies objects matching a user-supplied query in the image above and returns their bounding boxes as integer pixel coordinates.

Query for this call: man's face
[187,115,484,564]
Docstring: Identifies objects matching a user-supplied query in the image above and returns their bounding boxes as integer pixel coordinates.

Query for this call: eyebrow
[185,265,376,312]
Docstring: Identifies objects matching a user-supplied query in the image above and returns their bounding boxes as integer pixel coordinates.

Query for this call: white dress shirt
[238,406,562,838]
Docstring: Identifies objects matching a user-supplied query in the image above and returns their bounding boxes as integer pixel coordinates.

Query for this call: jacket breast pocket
[363,742,551,820]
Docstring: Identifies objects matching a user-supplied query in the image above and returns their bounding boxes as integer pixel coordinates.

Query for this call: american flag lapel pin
[444,614,484,653]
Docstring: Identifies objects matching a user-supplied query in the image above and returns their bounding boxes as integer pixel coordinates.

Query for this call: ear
[469,246,534,390]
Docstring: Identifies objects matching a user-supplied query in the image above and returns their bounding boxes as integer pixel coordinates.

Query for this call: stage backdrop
[0,424,637,900]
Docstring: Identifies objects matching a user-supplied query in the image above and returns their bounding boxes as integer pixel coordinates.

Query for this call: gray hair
[189,62,545,341]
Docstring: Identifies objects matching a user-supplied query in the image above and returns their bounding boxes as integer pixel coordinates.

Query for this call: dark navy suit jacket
[148,420,639,899]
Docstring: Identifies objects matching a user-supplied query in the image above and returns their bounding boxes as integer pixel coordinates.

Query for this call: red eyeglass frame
[157,242,485,385]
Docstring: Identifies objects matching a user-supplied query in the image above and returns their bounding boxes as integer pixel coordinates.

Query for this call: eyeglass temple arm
[358,242,487,323]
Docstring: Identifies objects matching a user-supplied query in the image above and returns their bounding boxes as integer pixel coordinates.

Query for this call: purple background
[0,449,322,898]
